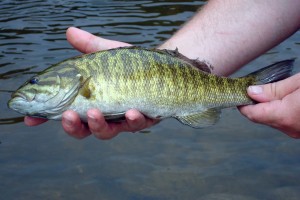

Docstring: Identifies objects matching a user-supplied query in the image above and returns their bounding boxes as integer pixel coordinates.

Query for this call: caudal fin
[247,59,295,84]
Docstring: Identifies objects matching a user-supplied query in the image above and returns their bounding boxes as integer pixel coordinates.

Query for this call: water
[1,0,300,199]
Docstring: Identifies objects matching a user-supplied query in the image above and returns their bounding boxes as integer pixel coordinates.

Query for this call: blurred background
[1,0,300,199]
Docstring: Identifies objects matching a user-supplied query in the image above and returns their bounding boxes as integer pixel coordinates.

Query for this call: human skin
[239,75,300,139]
[25,0,300,139]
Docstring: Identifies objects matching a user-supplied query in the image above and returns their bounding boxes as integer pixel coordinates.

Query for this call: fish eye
[29,77,39,84]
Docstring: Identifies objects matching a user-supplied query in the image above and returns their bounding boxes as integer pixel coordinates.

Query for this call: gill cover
[39,73,84,118]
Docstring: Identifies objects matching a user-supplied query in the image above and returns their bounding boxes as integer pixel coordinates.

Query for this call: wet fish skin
[8,47,294,128]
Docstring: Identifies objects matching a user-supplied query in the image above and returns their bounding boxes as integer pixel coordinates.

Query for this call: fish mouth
[11,91,35,102]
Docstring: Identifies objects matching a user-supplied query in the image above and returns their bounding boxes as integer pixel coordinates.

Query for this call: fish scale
[8,47,294,128]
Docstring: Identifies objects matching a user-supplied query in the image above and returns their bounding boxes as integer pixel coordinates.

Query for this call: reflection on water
[0,66,36,80]
[1,0,300,199]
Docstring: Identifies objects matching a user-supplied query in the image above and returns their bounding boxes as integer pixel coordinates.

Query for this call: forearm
[160,0,300,76]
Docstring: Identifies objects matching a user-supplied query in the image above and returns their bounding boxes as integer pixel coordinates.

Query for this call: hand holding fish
[20,0,300,140]
[14,27,297,140]
[17,28,300,140]
[240,74,300,138]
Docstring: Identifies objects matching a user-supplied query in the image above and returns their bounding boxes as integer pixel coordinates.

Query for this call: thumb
[247,74,300,103]
[66,27,131,53]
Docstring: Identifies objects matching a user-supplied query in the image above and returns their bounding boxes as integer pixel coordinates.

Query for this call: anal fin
[175,108,221,128]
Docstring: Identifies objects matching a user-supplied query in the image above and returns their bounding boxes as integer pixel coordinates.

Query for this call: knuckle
[92,129,111,140]
[244,104,276,124]
[94,134,113,140]
[127,118,146,132]
[270,82,278,99]
[91,124,119,140]
[65,129,90,140]
[246,108,265,123]
[93,130,113,140]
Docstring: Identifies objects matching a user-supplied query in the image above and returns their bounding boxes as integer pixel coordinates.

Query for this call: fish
[8,47,294,128]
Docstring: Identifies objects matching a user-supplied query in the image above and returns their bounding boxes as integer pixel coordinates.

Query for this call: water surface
[1,0,300,199]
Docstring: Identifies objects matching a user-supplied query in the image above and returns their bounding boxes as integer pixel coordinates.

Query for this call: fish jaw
[8,95,48,118]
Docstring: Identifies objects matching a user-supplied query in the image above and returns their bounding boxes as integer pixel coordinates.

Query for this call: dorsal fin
[107,46,213,73]
[154,48,213,73]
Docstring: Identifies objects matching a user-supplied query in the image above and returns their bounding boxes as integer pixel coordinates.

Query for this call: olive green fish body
[68,49,251,121]
[8,47,294,128]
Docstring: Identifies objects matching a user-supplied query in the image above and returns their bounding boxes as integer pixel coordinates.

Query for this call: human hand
[25,27,159,139]
[239,73,300,138]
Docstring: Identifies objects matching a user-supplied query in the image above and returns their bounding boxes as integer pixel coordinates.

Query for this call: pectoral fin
[79,76,93,99]
[175,108,221,128]
[103,112,126,122]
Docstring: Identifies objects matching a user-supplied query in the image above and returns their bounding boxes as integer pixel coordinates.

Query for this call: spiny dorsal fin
[107,46,213,73]
[154,48,213,73]
[175,108,221,128]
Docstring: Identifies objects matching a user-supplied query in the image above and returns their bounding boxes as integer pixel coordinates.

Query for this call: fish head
[8,67,83,119]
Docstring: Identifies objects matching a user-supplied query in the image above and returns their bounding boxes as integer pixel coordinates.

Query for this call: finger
[247,73,300,103]
[24,116,48,126]
[240,102,300,138]
[125,109,160,132]
[125,109,150,132]
[86,109,159,140]
[87,109,120,140]
[66,27,131,53]
[239,100,284,126]
[62,110,91,139]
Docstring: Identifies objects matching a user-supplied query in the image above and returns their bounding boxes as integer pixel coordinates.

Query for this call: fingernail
[62,116,73,126]
[248,86,263,95]
[87,113,97,123]
[127,115,136,121]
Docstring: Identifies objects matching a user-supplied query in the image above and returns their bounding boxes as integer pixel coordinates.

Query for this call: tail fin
[247,59,295,84]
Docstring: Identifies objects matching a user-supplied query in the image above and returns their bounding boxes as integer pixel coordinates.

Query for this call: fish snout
[11,90,36,102]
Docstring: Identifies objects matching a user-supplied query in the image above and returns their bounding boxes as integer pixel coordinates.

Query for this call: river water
[1,0,300,199]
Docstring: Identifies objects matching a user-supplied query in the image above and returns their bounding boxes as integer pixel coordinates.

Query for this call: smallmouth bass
[8,47,294,128]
